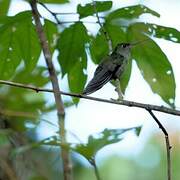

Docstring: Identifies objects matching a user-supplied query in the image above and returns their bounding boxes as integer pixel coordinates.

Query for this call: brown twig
[0,159,17,180]
[92,0,113,53]
[146,109,171,180]
[0,80,180,116]
[30,1,72,180]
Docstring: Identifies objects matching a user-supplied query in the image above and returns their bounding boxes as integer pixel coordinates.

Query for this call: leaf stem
[92,0,112,53]
[90,158,101,180]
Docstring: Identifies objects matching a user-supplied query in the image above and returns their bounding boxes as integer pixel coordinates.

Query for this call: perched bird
[83,40,148,96]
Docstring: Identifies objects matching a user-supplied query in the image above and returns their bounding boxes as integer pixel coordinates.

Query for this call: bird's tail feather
[83,71,112,95]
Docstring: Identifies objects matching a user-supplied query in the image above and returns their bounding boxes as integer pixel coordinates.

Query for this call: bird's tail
[83,71,112,95]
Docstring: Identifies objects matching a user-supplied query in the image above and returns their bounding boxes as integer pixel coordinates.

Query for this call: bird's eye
[122,44,127,48]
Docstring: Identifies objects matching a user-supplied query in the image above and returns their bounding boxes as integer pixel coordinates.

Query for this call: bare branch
[38,2,62,25]
[39,2,104,25]
[0,159,17,180]
[0,80,180,116]
[30,1,72,180]
[92,0,113,53]
[147,109,171,180]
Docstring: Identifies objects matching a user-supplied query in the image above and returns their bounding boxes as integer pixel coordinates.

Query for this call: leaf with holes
[0,11,41,79]
[43,19,58,54]
[106,4,160,22]
[128,26,176,107]
[129,22,180,44]
[72,127,141,162]
[57,22,89,76]
[77,1,112,19]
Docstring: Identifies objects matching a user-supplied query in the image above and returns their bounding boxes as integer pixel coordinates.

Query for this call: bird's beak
[130,38,150,47]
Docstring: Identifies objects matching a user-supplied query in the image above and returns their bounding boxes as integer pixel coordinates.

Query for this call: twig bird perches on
[83,39,149,97]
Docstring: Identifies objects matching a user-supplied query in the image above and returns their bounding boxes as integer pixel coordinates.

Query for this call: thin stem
[39,2,103,25]
[90,158,101,180]
[146,109,171,180]
[30,1,72,180]
[38,2,62,24]
[92,0,112,53]
[0,80,180,116]
[0,159,17,180]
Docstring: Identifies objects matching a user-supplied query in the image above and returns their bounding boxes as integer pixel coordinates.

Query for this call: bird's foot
[111,96,123,102]
[115,87,124,101]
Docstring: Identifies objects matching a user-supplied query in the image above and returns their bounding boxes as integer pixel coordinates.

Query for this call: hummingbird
[83,39,148,96]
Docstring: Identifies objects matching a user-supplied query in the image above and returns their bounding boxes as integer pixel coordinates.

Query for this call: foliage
[0,0,179,179]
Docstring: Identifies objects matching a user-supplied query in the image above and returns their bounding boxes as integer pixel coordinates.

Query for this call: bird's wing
[83,60,113,95]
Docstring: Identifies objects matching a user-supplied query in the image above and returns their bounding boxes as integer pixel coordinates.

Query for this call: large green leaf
[90,24,126,64]
[0,11,41,79]
[128,22,180,43]
[68,58,87,103]
[57,22,89,103]
[0,0,10,16]
[77,1,112,19]
[72,127,141,162]
[106,4,160,22]
[38,0,69,3]
[43,19,58,54]
[128,26,176,107]
[57,22,89,75]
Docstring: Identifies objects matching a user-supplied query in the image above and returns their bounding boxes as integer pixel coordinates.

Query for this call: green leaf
[68,59,87,104]
[90,33,108,64]
[0,67,50,131]
[72,127,140,162]
[106,4,160,22]
[57,22,89,76]
[128,26,176,107]
[43,19,58,54]
[38,0,69,4]
[119,58,132,94]
[77,1,112,19]
[90,24,126,64]
[129,22,180,43]
[57,22,89,103]
[0,11,41,79]
[12,135,60,156]
[0,0,10,16]
[0,132,9,147]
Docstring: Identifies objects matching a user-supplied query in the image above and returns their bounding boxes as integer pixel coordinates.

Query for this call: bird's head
[115,43,132,58]
[114,39,149,58]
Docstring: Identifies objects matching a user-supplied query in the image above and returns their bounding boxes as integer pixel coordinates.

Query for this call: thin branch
[0,108,38,119]
[90,158,101,180]
[30,1,72,180]
[39,2,104,25]
[38,2,62,24]
[1,80,180,116]
[146,109,171,180]
[0,159,17,180]
[92,0,112,53]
